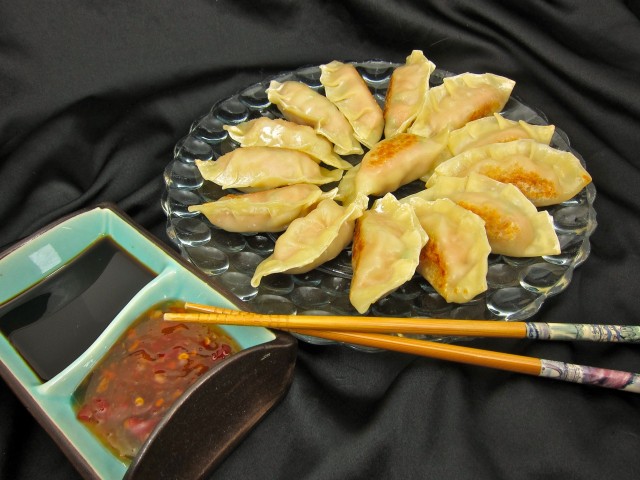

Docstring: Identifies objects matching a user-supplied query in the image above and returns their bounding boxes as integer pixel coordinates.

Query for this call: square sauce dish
[0,203,297,479]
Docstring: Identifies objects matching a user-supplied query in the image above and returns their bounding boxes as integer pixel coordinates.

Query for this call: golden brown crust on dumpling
[420,239,446,292]
[456,200,522,244]
[365,133,421,167]
[477,165,557,203]
[428,139,592,206]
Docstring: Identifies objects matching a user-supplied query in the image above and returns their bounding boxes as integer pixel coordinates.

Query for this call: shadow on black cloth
[2,1,640,479]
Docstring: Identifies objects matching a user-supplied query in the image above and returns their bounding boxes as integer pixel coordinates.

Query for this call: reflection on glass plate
[161,60,597,349]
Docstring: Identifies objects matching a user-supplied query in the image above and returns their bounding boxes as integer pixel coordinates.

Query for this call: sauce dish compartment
[0,203,297,479]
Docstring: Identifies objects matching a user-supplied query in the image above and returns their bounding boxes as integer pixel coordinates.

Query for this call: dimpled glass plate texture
[161,61,597,349]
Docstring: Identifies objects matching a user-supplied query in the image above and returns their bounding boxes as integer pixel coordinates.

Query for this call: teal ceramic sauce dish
[0,203,297,479]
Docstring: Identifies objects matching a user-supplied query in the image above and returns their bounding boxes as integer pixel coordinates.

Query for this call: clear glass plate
[161,60,597,348]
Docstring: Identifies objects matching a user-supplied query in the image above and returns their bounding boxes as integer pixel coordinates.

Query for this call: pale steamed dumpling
[384,50,436,139]
[250,194,368,287]
[350,194,428,314]
[188,184,337,233]
[320,60,384,149]
[195,147,343,191]
[267,80,363,156]
[223,117,353,170]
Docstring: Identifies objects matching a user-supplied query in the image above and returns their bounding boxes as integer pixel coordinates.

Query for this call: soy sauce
[0,237,156,381]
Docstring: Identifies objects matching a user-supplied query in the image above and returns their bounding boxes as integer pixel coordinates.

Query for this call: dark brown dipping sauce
[74,301,240,459]
[0,237,156,381]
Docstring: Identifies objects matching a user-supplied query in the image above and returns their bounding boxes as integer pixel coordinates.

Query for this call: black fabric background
[2,1,640,479]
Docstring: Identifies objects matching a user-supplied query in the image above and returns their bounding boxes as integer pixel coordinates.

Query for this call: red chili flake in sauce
[75,301,240,459]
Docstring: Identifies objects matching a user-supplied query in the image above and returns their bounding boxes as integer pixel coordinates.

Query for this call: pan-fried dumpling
[427,139,592,206]
[337,132,449,204]
[447,113,555,156]
[320,61,384,149]
[195,147,343,191]
[188,184,337,233]
[223,117,353,170]
[350,194,428,314]
[266,80,363,156]
[408,73,515,138]
[384,50,436,139]
[250,194,367,287]
[404,197,491,303]
[406,173,560,257]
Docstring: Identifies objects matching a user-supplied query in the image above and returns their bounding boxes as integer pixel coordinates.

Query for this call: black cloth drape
[2,1,640,479]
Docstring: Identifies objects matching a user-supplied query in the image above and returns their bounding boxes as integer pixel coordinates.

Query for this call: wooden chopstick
[167,302,640,343]
[163,302,640,393]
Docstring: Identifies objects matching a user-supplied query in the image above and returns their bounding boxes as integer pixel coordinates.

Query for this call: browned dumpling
[406,173,560,257]
[337,132,449,204]
[447,113,555,156]
[408,73,515,138]
[427,139,592,206]
[350,194,427,314]
[404,197,491,303]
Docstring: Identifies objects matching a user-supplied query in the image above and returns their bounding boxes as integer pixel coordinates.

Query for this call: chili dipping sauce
[74,300,240,459]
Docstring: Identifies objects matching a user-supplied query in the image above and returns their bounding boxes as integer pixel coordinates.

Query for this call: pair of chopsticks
[164,302,640,394]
